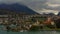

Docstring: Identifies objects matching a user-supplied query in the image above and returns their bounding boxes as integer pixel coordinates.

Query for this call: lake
[0,30,60,34]
[0,25,60,34]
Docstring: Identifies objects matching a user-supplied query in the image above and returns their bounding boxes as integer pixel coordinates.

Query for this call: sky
[0,0,60,15]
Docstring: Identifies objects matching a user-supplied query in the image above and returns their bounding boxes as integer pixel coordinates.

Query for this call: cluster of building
[0,9,60,31]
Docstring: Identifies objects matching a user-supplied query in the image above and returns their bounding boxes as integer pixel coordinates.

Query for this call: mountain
[42,13,55,16]
[58,12,60,16]
[0,3,39,15]
[0,9,17,15]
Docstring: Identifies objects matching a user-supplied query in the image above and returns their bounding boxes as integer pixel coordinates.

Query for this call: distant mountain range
[0,3,39,15]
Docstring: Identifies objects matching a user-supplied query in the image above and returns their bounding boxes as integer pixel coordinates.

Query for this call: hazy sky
[0,0,60,15]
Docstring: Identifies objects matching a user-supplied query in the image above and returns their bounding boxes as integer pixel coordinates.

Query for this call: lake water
[0,25,60,34]
[0,30,60,34]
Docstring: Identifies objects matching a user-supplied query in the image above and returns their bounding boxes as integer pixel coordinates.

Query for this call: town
[0,9,60,32]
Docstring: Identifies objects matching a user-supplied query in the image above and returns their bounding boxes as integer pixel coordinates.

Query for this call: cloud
[26,1,47,10]
[47,4,60,8]
[46,3,60,11]
[47,0,60,4]
[0,0,47,10]
[25,0,60,14]
[0,0,20,4]
[38,0,60,14]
